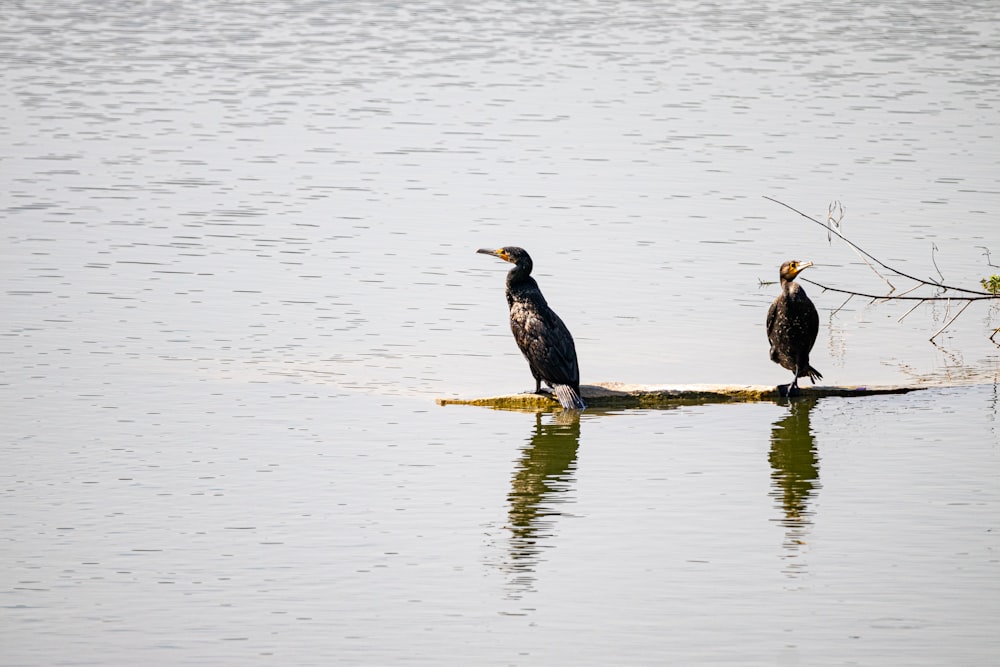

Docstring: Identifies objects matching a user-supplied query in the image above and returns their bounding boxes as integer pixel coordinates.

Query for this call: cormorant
[477,246,586,409]
[767,260,823,395]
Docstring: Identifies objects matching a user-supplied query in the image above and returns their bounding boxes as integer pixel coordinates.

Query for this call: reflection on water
[990,382,999,431]
[768,397,819,575]
[505,411,581,597]
[907,341,998,385]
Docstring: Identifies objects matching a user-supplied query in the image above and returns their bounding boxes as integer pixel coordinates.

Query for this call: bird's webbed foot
[778,382,802,398]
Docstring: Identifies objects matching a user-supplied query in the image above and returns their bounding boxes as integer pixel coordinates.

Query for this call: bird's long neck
[505,264,544,304]
[782,278,805,299]
[505,261,532,288]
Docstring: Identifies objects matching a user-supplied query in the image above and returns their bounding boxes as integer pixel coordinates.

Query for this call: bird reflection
[505,410,581,596]
[768,397,820,575]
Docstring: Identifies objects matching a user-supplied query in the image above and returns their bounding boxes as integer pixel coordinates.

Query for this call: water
[2,0,999,664]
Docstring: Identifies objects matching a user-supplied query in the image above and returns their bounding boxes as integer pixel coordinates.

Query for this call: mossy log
[436,381,923,410]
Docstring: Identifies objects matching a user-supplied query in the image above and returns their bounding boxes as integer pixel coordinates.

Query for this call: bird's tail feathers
[553,384,587,410]
[805,366,823,383]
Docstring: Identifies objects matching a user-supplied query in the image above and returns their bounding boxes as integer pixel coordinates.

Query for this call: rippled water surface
[3,1,999,664]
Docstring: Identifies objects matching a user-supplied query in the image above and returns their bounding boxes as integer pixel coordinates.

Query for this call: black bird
[767,260,823,395]
[477,246,586,409]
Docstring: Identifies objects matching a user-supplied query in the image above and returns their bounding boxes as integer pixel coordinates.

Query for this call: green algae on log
[436,381,923,409]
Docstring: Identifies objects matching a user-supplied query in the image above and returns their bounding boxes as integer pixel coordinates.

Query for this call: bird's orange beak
[791,261,814,278]
[477,248,510,262]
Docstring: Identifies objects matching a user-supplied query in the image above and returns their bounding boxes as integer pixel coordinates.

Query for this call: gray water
[2,1,999,664]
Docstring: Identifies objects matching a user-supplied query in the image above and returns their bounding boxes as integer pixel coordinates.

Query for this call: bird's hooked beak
[790,261,814,278]
[477,248,511,263]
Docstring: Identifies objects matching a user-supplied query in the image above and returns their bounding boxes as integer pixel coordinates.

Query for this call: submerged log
[436,381,923,409]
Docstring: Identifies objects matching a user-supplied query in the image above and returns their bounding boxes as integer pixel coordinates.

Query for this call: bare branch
[764,196,990,296]
[800,277,995,302]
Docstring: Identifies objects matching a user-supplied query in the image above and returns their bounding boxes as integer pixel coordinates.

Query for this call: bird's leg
[531,376,552,396]
[788,369,802,397]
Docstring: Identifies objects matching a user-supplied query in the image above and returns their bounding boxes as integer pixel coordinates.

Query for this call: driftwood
[436,382,922,410]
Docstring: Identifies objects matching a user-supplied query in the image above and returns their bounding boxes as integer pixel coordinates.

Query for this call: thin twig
[864,254,896,292]
[930,300,973,342]
[833,201,894,290]
[931,243,945,284]
[830,293,853,316]
[826,201,844,244]
[978,246,998,268]
[897,300,925,323]
[895,283,925,299]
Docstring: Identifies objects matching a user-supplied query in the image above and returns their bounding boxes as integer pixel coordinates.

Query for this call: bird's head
[779,260,813,282]
[477,246,533,273]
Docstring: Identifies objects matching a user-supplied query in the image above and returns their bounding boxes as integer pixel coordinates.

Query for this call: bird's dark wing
[510,301,579,387]
[766,296,779,345]
[805,295,820,351]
